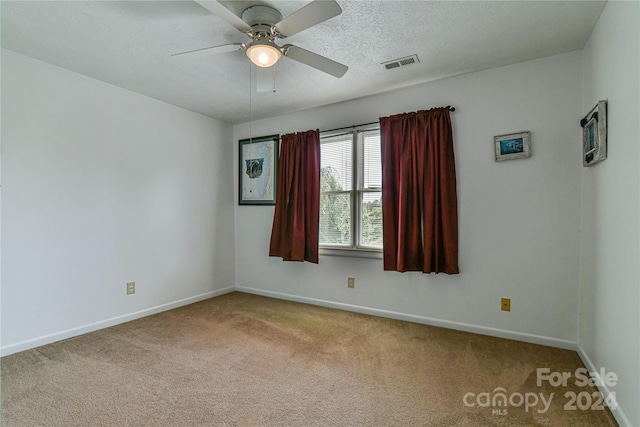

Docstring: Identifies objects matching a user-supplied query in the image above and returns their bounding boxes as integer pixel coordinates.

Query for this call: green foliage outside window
[319,166,350,245]
[320,166,383,249]
[361,195,382,248]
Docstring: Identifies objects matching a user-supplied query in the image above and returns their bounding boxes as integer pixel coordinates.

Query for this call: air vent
[382,54,420,70]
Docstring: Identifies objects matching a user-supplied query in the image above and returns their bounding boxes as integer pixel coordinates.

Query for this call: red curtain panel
[380,108,459,274]
[269,130,320,263]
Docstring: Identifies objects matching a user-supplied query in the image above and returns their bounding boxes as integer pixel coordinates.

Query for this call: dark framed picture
[581,100,607,167]
[239,134,279,205]
[494,131,531,161]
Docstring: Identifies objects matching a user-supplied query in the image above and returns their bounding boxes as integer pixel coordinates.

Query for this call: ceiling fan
[173,0,349,92]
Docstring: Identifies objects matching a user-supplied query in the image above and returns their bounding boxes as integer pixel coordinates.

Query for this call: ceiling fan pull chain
[272,66,277,93]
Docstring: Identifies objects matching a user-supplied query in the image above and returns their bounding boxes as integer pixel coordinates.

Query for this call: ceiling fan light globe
[247,44,281,67]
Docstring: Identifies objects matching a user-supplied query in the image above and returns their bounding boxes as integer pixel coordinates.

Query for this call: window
[319,126,382,252]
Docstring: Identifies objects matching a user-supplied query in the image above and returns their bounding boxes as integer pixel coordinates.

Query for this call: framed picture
[239,134,279,205]
[494,131,531,161]
[580,100,607,167]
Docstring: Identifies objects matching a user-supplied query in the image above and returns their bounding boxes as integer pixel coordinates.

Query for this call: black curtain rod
[321,106,456,134]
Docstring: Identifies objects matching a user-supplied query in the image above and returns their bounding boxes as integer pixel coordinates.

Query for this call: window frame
[319,123,382,257]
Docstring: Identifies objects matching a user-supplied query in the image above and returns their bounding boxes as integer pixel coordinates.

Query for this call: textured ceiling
[1,1,605,124]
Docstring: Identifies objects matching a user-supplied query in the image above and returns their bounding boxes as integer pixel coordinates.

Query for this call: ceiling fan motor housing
[241,5,283,33]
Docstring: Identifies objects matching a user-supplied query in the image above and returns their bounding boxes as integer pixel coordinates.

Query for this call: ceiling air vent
[382,54,420,70]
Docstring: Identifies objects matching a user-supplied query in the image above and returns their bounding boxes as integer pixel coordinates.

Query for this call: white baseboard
[576,345,631,427]
[0,286,235,357]
[235,286,577,350]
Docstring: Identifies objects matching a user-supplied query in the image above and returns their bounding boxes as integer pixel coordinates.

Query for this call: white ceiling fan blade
[284,45,348,78]
[195,0,252,34]
[171,43,244,59]
[256,66,275,93]
[274,0,342,38]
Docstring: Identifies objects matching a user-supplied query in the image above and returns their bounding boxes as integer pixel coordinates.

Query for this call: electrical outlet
[347,277,355,288]
[127,282,136,295]
[501,298,511,312]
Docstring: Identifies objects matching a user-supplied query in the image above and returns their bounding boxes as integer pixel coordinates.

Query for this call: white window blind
[320,133,352,246]
[320,127,382,251]
[358,129,382,249]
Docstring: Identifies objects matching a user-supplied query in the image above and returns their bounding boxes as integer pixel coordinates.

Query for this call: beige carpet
[1,292,617,426]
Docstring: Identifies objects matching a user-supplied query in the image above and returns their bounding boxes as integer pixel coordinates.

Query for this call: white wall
[1,49,235,355]
[234,51,583,348]
[579,2,640,426]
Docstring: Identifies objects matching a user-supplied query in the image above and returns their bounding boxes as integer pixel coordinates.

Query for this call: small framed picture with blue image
[580,100,607,167]
[494,131,531,161]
